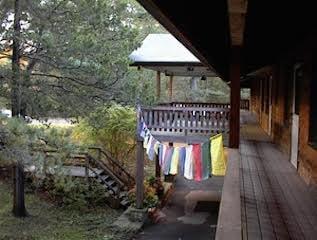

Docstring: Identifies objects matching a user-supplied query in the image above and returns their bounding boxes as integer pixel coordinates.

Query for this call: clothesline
[137,106,227,181]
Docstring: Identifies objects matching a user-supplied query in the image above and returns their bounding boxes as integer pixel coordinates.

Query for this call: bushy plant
[128,177,159,209]
[72,103,136,164]
[44,176,108,209]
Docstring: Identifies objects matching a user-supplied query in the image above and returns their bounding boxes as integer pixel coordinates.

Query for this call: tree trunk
[11,0,28,218]
[12,163,27,217]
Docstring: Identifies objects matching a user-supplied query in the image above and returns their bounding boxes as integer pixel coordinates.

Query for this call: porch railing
[158,99,250,110]
[141,106,230,136]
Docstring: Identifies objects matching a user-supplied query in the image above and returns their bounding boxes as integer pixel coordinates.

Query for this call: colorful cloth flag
[147,137,158,161]
[178,147,186,176]
[184,145,194,180]
[163,146,174,175]
[201,141,211,180]
[193,144,202,181]
[169,147,180,175]
[210,134,226,176]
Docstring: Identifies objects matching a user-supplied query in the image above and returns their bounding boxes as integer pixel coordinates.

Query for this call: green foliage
[43,177,108,209]
[72,103,136,162]
[0,0,165,118]
[0,181,122,240]
[128,176,159,209]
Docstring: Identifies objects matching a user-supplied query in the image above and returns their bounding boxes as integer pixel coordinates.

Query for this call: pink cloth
[193,144,202,181]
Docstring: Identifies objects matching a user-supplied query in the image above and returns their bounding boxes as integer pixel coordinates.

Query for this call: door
[290,63,302,169]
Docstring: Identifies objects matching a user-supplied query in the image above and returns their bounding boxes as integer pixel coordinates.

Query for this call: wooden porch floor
[240,113,317,240]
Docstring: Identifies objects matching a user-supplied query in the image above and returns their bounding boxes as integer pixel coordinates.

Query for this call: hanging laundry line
[137,106,227,181]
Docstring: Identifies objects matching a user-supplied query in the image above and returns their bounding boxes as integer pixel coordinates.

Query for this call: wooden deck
[141,105,230,144]
[240,114,317,240]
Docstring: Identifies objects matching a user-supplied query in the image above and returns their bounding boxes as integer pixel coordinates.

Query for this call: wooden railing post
[155,154,161,180]
[136,107,144,209]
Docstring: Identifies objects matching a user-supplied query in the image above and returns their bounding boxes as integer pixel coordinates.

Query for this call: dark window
[309,58,317,149]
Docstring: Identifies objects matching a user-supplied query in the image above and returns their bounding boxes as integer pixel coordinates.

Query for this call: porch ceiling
[136,0,231,80]
[243,1,317,74]
[136,0,317,79]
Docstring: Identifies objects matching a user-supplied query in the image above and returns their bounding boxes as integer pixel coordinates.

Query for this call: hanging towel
[192,144,202,181]
[163,146,174,175]
[201,141,211,180]
[184,145,194,180]
[169,147,179,175]
[178,147,186,176]
[146,135,153,155]
[147,137,157,161]
[210,134,226,176]
[158,144,166,167]
[139,122,146,138]
[154,141,160,155]
[143,132,150,149]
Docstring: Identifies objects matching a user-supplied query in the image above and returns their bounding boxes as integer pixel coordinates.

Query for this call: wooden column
[135,110,144,209]
[156,71,161,100]
[168,75,173,102]
[155,154,161,179]
[229,48,241,148]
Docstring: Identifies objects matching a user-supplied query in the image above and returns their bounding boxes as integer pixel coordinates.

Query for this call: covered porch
[131,1,317,239]
[217,111,317,240]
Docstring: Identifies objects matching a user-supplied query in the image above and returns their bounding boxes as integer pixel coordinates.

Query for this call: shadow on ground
[133,175,224,240]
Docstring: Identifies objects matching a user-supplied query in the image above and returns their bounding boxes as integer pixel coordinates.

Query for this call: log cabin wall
[249,42,317,186]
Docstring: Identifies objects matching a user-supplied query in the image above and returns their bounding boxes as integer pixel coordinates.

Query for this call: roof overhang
[135,1,231,80]
[135,0,317,81]
[129,34,217,77]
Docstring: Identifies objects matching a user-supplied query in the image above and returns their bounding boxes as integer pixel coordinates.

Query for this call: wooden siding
[240,113,317,240]
[249,49,317,186]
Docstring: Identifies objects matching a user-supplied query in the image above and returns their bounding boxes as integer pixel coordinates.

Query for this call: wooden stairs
[85,148,135,209]
[42,147,135,209]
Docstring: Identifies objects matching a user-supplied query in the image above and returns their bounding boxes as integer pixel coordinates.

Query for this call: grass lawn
[0,181,128,240]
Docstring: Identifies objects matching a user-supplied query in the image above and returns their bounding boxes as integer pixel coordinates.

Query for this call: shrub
[72,103,136,164]
[128,177,159,209]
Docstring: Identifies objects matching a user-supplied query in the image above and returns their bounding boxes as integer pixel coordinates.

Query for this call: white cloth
[184,145,193,180]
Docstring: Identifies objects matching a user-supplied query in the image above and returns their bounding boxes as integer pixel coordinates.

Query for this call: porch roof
[135,1,316,80]
[129,34,217,77]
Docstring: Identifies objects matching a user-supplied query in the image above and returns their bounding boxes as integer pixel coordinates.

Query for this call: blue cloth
[163,147,174,175]
[178,147,186,176]
[148,138,157,161]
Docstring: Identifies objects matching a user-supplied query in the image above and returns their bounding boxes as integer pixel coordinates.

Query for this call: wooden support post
[156,71,161,100]
[155,154,161,180]
[229,48,241,149]
[168,75,173,102]
[135,109,144,209]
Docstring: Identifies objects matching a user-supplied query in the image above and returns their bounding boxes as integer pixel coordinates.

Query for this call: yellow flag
[210,134,226,176]
[169,147,179,175]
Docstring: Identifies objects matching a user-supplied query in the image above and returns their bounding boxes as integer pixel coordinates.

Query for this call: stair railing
[88,147,135,188]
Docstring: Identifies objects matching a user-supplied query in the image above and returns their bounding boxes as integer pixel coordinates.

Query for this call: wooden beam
[156,71,161,100]
[229,48,241,148]
[227,0,248,46]
[135,112,144,209]
[169,75,173,102]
